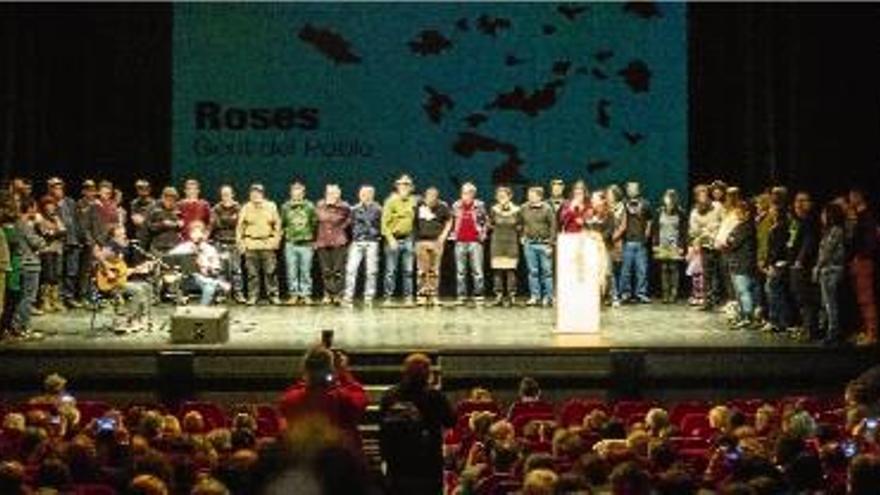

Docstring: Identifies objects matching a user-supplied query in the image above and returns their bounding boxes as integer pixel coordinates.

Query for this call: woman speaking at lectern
[557,181,608,334]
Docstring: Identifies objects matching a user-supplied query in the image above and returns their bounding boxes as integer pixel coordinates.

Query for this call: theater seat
[455,399,501,418]
[77,401,111,426]
[679,413,712,438]
[612,400,656,420]
[559,399,607,427]
[507,399,554,422]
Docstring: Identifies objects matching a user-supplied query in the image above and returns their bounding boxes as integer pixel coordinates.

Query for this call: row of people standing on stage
[3,175,877,346]
[685,182,878,346]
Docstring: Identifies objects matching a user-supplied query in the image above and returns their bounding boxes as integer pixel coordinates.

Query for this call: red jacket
[559,201,592,233]
[278,370,368,446]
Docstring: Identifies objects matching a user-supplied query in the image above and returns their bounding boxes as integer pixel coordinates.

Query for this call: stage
[1,303,877,405]
[7,303,808,351]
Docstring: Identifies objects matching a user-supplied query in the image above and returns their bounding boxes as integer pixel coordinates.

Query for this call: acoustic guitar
[95,258,129,293]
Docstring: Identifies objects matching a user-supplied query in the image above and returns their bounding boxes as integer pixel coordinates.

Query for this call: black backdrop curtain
[0,3,171,197]
[690,3,880,200]
[1,3,878,202]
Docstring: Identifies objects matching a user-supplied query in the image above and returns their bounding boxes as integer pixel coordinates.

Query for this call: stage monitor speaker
[170,306,230,344]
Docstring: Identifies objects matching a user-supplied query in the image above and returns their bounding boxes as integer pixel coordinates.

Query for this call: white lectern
[555,232,606,334]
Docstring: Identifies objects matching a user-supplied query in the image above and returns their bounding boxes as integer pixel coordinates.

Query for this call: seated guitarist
[95,225,154,329]
[169,221,229,305]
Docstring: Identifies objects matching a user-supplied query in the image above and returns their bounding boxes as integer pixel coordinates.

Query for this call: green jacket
[381,194,417,243]
[280,199,317,244]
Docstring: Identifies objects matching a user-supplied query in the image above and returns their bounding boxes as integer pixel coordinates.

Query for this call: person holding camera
[278,344,368,448]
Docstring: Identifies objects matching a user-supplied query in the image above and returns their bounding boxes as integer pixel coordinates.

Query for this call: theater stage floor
[9,302,812,352]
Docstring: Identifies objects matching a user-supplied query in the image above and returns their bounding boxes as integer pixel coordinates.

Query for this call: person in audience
[210,185,245,304]
[522,467,558,495]
[129,473,170,495]
[278,345,368,448]
[314,184,351,306]
[848,453,880,495]
[178,179,212,240]
[653,189,687,304]
[280,181,317,306]
[609,461,651,495]
[148,186,182,256]
[520,185,557,307]
[413,186,452,307]
[816,202,847,345]
[379,353,454,495]
[381,174,417,306]
[645,407,672,439]
[488,186,521,307]
[343,184,381,308]
[847,188,878,346]
[451,182,488,306]
[236,184,282,305]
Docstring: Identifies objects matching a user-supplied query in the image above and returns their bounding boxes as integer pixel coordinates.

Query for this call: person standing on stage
[178,179,211,240]
[847,188,878,346]
[343,185,381,308]
[653,189,687,304]
[89,181,121,246]
[690,184,724,311]
[211,185,245,304]
[451,182,488,306]
[129,179,156,252]
[381,175,417,307]
[280,181,317,306]
[12,198,46,339]
[147,187,182,256]
[815,202,846,345]
[587,190,617,304]
[788,192,821,341]
[237,184,282,305]
[47,178,82,308]
[618,181,652,304]
[520,186,556,307]
[559,180,591,233]
[488,186,521,307]
[548,179,566,214]
[721,201,759,329]
[75,180,102,301]
[606,184,627,307]
[315,184,351,306]
[762,202,792,333]
[36,196,66,313]
[413,186,452,307]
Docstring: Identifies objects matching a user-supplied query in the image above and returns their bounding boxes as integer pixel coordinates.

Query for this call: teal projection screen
[172,3,687,201]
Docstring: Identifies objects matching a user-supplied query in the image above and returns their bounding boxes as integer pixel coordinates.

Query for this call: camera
[96,417,117,433]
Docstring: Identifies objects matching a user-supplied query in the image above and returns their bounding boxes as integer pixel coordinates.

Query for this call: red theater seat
[77,401,111,425]
[507,399,554,421]
[679,413,712,438]
[612,400,656,420]
[456,400,501,418]
[559,399,607,427]
[670,401,710,426]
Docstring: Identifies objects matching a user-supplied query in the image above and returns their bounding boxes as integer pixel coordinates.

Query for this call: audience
[3,360,880,495]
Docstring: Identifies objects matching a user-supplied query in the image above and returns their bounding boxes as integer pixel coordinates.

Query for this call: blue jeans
[13,269,40,331]
[345,241,379,300]
[192,273,225,305]
[620,241,649,299]
[732,273,757,319]
[523,241,553,301]
[284,243,314,297]
[454,242,484,298]
[384,238,414,298]
[818,266,844,339]
[765,268,791,329]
